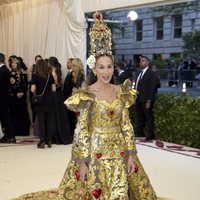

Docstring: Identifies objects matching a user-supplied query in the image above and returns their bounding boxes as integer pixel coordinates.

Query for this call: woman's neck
[95,80,112,90]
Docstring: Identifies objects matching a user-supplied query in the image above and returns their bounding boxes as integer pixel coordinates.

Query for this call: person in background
[116,60,129,84]
[71,58,85,88]
[17,56,28,93]
[29,55,43,125]
[187,60,197,87]
[0,53,15,143]
[63,58,74,99]
[18,57,28,72]
[63,58,85,142]
[31,59,56,148]
[135,56,157,140]
[63,58,85,94]
[9,57,30,136]
[48,56,71,144]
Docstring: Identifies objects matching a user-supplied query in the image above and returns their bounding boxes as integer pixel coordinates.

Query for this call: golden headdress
[87,11,112,69]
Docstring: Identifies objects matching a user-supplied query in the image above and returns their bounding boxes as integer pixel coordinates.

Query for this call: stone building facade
[108,1,200,65]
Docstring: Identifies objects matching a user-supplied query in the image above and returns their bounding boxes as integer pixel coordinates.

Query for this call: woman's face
[67,60,72,70]
[35,57,42,64]
[93,56,114,84]
[11,61,18,69]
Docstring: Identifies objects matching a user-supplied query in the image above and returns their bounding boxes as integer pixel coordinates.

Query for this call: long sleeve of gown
[73,106,91,164]
[64,89,93,164]
[121,107,137,155]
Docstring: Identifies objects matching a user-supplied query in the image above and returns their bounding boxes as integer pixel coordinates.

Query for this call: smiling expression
[93,55,114,84]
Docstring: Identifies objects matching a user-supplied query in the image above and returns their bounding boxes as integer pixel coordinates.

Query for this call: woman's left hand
[127,155,136,176]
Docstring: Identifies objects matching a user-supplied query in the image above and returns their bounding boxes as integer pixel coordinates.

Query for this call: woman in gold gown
[15,54,166,200]
[14,11,169,200]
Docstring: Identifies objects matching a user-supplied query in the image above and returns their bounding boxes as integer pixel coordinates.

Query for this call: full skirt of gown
[13,154,169,200]
[13,83,170,200]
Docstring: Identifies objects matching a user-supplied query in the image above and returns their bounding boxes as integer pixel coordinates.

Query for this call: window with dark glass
[155,17,164,40]
[170,53,181,58]
[173,14,182,38]
[135,20,143,41]
[153,54,162,60]
[191,19,195,33]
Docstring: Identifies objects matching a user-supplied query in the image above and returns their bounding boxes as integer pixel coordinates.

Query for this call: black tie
[139,71,143,82]
[136,71,143,90]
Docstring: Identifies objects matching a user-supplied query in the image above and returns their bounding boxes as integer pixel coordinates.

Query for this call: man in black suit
[135,56,157,140]
[63,58,74,99]
[0,53,15,143]
[116,61,129,84]
[63,58,75,142]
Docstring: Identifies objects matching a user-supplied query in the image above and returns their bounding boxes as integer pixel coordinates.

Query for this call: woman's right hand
[79,162,89,181]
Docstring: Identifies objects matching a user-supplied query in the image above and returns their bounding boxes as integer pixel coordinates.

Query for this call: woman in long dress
[14,53,169,200]
[48,56,71,144]
[14,12,169,200]
[9,56,30,136]
[63,58,85,143]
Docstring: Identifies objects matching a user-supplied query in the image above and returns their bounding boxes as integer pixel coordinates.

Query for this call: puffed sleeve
[64,89,94,164]
[120,79,137,155]
[64,88,93,112]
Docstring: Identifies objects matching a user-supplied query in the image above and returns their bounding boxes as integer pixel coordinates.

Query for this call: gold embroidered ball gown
[14,80,169,200]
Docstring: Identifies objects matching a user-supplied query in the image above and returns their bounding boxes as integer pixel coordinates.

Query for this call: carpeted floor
[136,138,200,159]
[0,136,39,147]
[0,137,200,200]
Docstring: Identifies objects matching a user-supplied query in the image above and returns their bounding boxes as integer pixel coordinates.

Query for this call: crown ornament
[87,11,112,69]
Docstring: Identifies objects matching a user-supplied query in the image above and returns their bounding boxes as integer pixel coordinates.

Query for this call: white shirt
[119,70,125,76]
[135,66,149,90]
[0,63,4,68]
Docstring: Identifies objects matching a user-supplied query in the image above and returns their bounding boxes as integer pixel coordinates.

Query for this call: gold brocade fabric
[14,81,169,200]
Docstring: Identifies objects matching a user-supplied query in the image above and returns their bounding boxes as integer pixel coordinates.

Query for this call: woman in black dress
[31,59,55,148]
[9,56,30,136]
[48,56,71,144]
[29,55,43,126]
